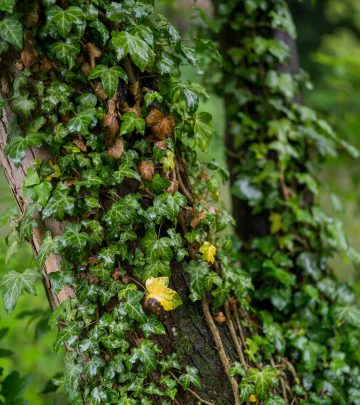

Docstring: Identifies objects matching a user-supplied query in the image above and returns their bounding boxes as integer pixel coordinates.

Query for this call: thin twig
[175,158,194,205]
[224,301,248,369]
[201,294,241,405]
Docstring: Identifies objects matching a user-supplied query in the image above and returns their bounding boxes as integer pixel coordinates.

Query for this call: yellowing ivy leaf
[269,212,283,234]
[199,241,216,264]
[145,277,182,311]
[160,150,175,172]
[249,394,258,403]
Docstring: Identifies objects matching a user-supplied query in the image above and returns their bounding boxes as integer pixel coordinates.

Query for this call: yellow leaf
[269,212,282,234]
[160,150,175,172]
[145,277,182,311]
[199,241,216,264]
[249,394,257,403]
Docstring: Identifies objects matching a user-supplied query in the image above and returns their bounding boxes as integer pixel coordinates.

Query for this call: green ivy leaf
[4,133,42,166]
[110,30,152,72]
[11,93,36,118]
[130,339,160,376]
[142,228,173,261]
[88,64,128,98]
[179,366,201,390]
[121,289,146,322]
[0,269,40,314]
[120,112,145,135]
[103,194,141,226]
[48,6,83,38]
[67,108,97,134]
[0,17,22,49]
[54,324,80,352]
[37,231,55,270]
[112,163,140,185]
[49,38,80,68]
[0,0,15,13]
[42,185,76,220]
[193,112,213,152]
[184,260,209,301]
[55,224,90,252]
[243,366,278,400]
[1,371,33,402]
[141,315,166,338]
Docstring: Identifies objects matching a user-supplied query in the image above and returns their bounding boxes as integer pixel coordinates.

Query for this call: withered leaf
[138,160,155,181]
[108,137,124,159]
[73,137,87,153]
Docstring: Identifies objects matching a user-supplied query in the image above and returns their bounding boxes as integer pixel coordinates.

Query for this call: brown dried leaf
[85,42,102,69]
[214,312,226,323]
[152,116,175,140]
[108,138,124,159]
[145,108,163,127]
[154,140,167,150]
[112,270,122,281]
[40,57,54,72]
[167,180,179,194]
[73,137,87,153]
[191,210,206,228]
[103,113,120,146]
[138,160,155,181]
[81,62,91,77]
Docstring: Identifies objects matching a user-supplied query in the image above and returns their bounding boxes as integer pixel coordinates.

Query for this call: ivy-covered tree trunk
[209,0,360,403]
[0,1,259,404]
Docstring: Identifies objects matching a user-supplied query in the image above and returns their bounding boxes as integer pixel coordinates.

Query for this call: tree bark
[0,64,236,405]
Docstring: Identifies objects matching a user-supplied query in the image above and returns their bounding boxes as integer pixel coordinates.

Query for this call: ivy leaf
[49,38,80,68]
[67,108,97,134]
[120,112,145,135]
[243,366,278,400]
[141,315,166,338]
[179,366,201,390]
[0,269,40,314]
[110,30,152,72]
[0,17,22,49]
[145,277,182,311]
[112,163,140,185]
[4,133,42,166]
[130,339,160,376]
[232,177,263,206]
[55,224,90,252]
[152,192,187,221]
[144,91,163,108]
[142,228,173,261]
[11,93,36,118]
[141,260,171,281]
[54,323,80,352]
[184,260,209,301]
[193,112,213,152]
[199,241,217,264]
[42,185,76,220]
[121,289,146,322]
[48,6,83,38]
[160,150,175,172]
[37,231,55,270]
[88,64,128,98]
[0,0,15,13]
[103,194,141,226]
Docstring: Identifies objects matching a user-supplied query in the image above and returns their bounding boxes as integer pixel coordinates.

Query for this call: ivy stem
[224,300,248,369]
[201,293,241,405]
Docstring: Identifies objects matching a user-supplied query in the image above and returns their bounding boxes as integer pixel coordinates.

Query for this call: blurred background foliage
[0,0,359,403]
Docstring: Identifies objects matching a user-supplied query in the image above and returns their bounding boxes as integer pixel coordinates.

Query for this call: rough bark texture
[0,76,236,405]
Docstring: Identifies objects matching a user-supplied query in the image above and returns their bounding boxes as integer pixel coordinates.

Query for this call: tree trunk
[0,2,242,404]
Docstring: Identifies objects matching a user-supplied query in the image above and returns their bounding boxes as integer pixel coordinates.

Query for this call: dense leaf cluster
[0,0,259,403]
[195,0,360,403]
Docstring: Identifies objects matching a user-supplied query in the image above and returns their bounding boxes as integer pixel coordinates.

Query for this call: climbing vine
[0,0,284,404]
[194,0,360,403]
